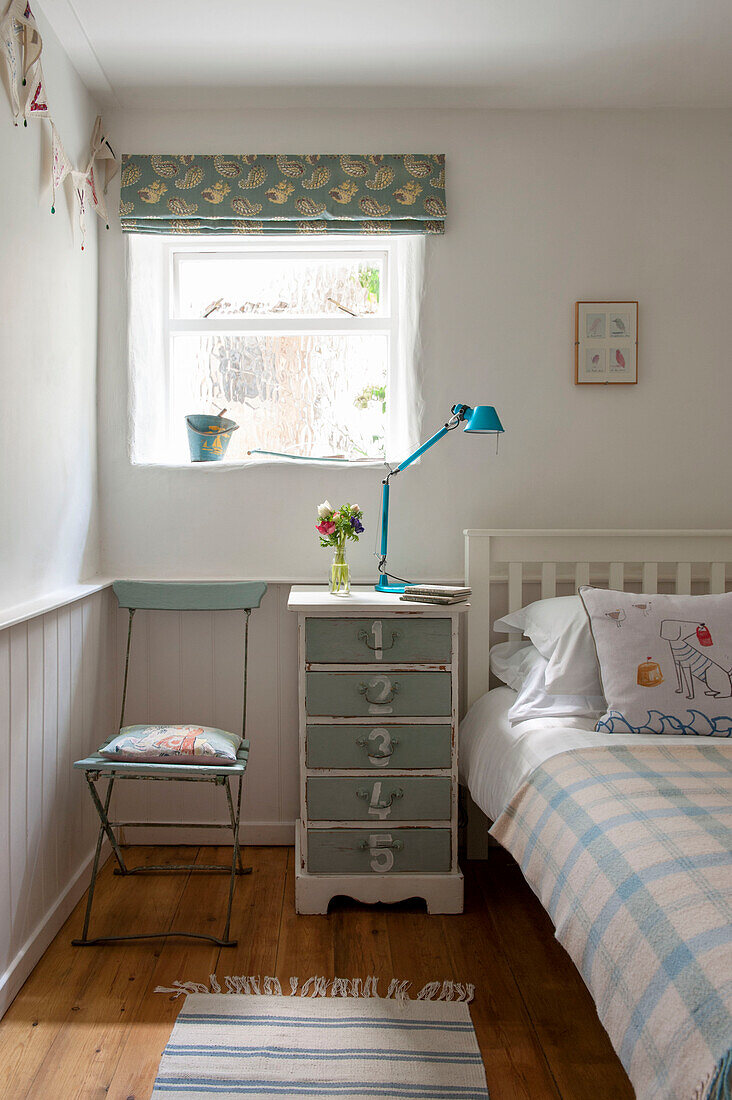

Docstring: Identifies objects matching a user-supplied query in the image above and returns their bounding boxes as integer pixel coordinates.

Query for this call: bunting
[1,0,117,249]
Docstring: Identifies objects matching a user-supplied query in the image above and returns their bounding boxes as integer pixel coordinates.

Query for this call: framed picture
[575,301,638,384]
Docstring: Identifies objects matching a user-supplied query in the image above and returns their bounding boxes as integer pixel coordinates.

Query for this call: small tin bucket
[185,413,239,462]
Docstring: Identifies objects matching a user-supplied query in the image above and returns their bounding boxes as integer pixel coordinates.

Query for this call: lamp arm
[377,408,464,581]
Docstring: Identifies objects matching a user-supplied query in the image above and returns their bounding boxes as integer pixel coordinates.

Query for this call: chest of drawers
[287,586,466,914]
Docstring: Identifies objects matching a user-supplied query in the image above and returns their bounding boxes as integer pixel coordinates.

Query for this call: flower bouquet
[316,500,365,596]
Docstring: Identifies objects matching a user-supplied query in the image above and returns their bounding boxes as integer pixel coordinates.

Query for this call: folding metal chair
[72,580,267,947]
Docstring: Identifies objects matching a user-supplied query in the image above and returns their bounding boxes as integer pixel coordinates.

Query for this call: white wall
[98,108,732,584]
[0,5,100,612]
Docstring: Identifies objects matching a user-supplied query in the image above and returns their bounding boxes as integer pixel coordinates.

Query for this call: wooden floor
[0,845,634,1100]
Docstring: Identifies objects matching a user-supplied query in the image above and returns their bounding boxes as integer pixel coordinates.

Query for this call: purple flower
[351,516,365,534]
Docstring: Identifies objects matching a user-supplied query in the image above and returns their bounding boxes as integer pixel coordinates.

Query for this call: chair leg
[73,774,124,945]
[225,774,252,877]
[220,775,248,946]
[85,773,128,874]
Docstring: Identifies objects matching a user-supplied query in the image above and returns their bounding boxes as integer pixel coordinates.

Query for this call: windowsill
[130,456,389,470]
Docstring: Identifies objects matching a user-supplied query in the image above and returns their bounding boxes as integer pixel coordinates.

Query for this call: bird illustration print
[137,179,168,203]
[660,619,732,700]
[266,180,295,204]
[201,180,231,204]
[329,180,359,204]
[393,181,423,205]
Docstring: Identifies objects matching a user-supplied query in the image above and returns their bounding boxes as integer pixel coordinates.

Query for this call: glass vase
[329,544,351,597]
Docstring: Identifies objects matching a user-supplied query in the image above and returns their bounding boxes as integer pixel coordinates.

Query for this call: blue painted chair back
[112,580,267,734]
[112,581,267,612]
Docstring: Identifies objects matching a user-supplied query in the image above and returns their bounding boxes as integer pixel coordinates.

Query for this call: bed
[461,530,732,1100]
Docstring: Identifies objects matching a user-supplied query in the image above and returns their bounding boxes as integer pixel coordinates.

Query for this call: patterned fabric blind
[119,154,446,235]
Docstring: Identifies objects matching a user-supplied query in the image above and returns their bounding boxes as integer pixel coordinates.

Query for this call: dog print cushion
[579,587,732,736]
[99,724,242,764]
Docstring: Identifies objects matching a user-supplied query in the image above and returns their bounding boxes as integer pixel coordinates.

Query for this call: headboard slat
[642,562,658,593]
[508,562,523,612]
[541,562,557,600]
[609,562,624,590]
[710,563,726,594]
[676,562,692,595]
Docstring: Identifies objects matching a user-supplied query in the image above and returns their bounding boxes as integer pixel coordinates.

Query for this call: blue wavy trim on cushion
[705,1047,732,1100]
[598,708,732,736]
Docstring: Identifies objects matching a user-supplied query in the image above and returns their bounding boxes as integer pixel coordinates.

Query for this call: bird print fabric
[119,154,446,234]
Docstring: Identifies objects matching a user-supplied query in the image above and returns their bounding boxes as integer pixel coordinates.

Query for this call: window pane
[171,333,387,461]
[175,253,385,319]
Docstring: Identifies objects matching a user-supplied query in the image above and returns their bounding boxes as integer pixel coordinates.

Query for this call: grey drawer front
[307,776,452,822]
[305,671,452,718]
[307,828,451,874]
[306,724,452,769]
[306,617,451,664]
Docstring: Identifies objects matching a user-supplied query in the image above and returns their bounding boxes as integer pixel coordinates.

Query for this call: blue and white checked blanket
[491,744,732,1100]
[152,993,490,1099]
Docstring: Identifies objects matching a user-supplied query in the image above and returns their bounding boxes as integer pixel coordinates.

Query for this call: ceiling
[40,0,732,110]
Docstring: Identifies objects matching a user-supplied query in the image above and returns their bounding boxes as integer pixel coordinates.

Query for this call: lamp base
[374,575,408,594]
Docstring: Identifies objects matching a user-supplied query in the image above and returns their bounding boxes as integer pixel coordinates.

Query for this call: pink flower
[317,520,336,536]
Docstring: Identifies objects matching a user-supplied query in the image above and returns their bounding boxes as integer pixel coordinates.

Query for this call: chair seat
[73,739,249,777]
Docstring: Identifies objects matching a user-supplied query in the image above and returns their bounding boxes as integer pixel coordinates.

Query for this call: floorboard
[0,845,634,1100]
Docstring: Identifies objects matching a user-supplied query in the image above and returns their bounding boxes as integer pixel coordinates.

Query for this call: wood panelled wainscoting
[0,588,117,1017]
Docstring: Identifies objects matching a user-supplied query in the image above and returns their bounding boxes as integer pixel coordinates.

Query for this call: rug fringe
[154,974,475,1004]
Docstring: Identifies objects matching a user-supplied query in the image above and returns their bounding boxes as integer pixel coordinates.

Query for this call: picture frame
[575,301,638,384]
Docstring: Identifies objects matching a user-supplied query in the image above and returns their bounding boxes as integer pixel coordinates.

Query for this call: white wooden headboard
[463,529,732,708]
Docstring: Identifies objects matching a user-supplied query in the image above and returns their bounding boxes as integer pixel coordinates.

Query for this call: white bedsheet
[459,686,702,822]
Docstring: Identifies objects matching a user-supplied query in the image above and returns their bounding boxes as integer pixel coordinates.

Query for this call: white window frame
[161,236,399,463]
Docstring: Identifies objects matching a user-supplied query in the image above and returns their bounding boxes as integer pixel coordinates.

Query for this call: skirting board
[0,840,111,1020]
[120,822,296,846]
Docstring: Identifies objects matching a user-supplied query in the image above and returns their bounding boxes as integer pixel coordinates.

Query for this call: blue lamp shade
[462,405,504,433]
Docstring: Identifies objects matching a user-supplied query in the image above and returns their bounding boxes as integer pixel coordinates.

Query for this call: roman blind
[119,154,446,235]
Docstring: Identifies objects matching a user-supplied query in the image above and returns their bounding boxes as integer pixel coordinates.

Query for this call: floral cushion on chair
[579,587,732,736]
[99,724,242,764]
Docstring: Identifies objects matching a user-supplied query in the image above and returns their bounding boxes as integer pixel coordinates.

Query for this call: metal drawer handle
[358,681,400,704]
[357,628,401,651]
[359,837,403,851]
[356,787,404,807]
[355,736,398,758]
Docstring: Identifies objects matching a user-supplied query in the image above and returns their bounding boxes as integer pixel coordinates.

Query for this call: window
[127,235,424,466]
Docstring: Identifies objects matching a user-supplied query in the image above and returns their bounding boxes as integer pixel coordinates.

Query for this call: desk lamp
[375,403,504,593]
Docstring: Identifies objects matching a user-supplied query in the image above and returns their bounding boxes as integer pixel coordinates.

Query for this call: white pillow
[505,645,605,725]
[580,587,732,736]
[489,640,535,691]
[494,595,603,697]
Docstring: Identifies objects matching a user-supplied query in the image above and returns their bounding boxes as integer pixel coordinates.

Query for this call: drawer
[305,671,451,718]
[305,617,451,664]
[307,827,451,874]
[307,776,452,822]
[306,723,452,769]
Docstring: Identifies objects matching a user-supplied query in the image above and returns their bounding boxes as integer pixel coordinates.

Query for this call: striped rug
[152,993,489,1099]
